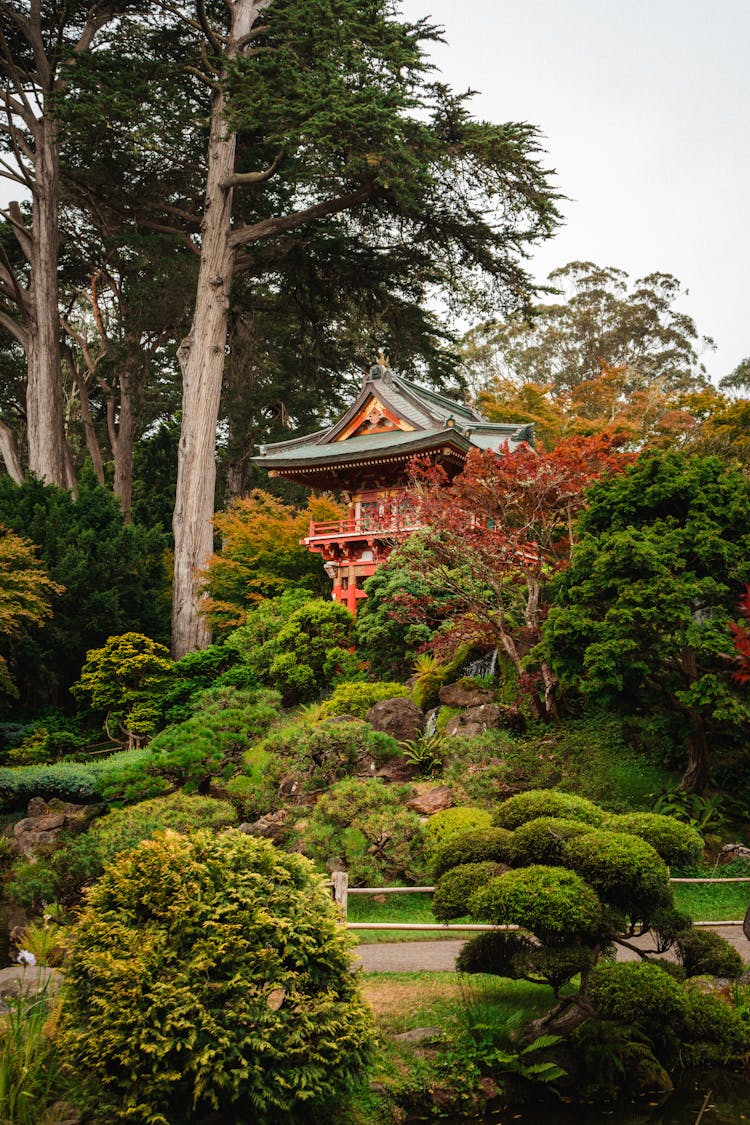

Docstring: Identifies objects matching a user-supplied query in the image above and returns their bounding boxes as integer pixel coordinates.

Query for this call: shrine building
[253,359,533,615]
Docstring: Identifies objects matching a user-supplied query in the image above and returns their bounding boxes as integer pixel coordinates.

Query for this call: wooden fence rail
[326,874,750,932]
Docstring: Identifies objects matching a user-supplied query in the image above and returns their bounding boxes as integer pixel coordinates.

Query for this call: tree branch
[0,419,23,483]
[229,181,377,249]
[0,306,29,349]
[221,150,283,190]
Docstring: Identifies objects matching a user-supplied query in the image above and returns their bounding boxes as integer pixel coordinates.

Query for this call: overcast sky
[400,0,750,384]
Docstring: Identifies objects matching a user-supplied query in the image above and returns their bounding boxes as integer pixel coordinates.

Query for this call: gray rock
[366,697,424,743]
[406,786,453,816]
[439,682,495,708]
[0,965,63,1010]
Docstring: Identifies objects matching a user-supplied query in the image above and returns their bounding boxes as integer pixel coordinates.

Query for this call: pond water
[407,1069,750,1124]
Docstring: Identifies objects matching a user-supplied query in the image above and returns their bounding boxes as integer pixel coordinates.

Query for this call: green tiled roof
[254,363,533,472]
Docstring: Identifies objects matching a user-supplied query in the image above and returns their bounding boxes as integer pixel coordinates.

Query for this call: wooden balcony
[306,514,420,542]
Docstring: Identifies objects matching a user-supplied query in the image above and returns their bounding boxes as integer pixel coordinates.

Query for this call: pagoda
[253,359,533,615]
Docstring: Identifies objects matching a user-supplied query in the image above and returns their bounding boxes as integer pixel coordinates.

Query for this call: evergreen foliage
[492,790,607,830]
[0,474,168,709]
[318,680,410,719]
[61,831,373,1122]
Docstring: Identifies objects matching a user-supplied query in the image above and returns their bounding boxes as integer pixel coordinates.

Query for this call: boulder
[394,1026,443,1043]
[406,785,453,816]
[438,682,495,708]
[445,703,502,738]
[12,800,95,859]
[444,703,525,738]
[0,965,63,1011]
[238,809,288,843]
[374,758,419,782]
[366,697,424,744]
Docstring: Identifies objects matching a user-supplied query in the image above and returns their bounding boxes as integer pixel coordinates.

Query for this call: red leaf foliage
[730,586,750,684]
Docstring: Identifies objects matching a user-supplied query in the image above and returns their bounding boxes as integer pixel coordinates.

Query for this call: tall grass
[0,991,63,1124]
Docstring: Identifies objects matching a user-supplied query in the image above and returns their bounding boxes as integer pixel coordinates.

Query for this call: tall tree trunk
[172,85,237,657]
[111,370,135,518]
[681,713,710,794]
[26,118,68,486]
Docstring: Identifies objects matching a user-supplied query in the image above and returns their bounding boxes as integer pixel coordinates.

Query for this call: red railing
[307,515,420,538]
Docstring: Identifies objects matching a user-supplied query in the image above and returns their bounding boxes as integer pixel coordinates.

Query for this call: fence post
[331,871,349,919]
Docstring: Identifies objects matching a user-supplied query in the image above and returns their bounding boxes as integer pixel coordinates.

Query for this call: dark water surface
[407,1069,750,1123]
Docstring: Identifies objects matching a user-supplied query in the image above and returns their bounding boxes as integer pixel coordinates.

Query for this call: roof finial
[369,350,391,381]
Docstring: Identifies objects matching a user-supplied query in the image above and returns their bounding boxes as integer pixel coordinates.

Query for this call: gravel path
[355,925,750,973]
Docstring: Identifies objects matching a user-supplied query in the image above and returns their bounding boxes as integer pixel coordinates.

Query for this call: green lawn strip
[672,881,750,922]
[347,890,472,943]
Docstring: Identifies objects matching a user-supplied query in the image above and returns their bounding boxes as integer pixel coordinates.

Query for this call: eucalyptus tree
[167,0,561,656]
[0,0,149,486]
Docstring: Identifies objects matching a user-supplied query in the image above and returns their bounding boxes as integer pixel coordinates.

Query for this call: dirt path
[355,925,750,973]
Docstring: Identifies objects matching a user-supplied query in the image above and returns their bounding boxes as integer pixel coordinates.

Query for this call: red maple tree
[730,586,750,684]
[405,434,633,721]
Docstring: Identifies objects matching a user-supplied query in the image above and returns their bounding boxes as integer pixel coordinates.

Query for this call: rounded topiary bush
[432,861,507,922]
[679,991,750,1065]
[422,805,492,860]
[677,928,745,979]
[607,812,704,867]
[62,830,372,1124]
[430,826,513,880]
[562,830,671,921]
[588,960,688,1029]
[492,790,607,831]
[469,865,603,942]
[509,816,597,867]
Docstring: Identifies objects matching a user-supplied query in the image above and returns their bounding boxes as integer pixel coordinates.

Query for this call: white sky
[2,2,747,383]
[401,0,750,383]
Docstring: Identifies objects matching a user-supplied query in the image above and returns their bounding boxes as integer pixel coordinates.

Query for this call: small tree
[72,633,175,747]
[407,436,632,721]
[0,526,62,697]
[61,830,372,1123]
[440,790,743,1063]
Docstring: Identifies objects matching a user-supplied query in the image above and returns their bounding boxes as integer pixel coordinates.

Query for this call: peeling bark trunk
[0,420,24,483]
[26,118,68,486]
[681,715,710,794]
[171,84,237,657]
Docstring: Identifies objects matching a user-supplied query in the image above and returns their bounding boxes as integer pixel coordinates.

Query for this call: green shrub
[97,688,280,805]
[588,961,688,1029]
[430,827,513,880]
[61,831,373,1123]
[469,865,603,942]
[607,812,704,867]
[457,931,595,996]
[510,816,597,866]
[422,806,492,860]
[318,681,410,719]
[679,991,750,1064]
[90,792,238,866]
[0,748,152,808]
[258,721,400,802]
[677,929,745,979]
[7,794,237,914]
[492,790,607,831]
[303,777,427,886]
[432,861,507,922]
[561,831,671,921]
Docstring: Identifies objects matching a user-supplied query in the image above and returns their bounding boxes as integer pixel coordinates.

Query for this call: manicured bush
[469,865,603,942]
[510,816,597,866]
[303,777,427,886]
[61,831,373,1122]
[607,812,704,867]
[677,928,745,979]
[318,681,410,719]
[492,790,607,830]
[679,991,750,1065]
[430,826,513,880]
[457,931,595,996]
[90,793,238,865]
[588,961,688,1029]
[432,862,507,922]
[422,806,492,860]
[562,831,671,921]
